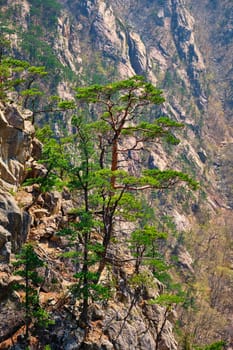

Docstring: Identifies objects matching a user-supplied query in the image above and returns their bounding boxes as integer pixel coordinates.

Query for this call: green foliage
[58,100,76,110]
[39,137,68,171]
[129,271,156,289]
[21,33,60,69]
[123,117,183,144]
[76,75,165,106]
[13,243,44,282]
[71,271,110,301]
[13,244,53,339]
[0,37,47,107]
[28,0,61,29]
[0,2,76,99]
[0,35,10,58]
[33,308,54,329]
[21,87,43,98]
[195,341,225,350]
[35,125,54,142]
[129,225,167,271]
[61,214,110,303]
[0,56,28,101]
[151,293,184,307]
[24,125,70,191]
[143,169,198,190]
[44,345,52,350]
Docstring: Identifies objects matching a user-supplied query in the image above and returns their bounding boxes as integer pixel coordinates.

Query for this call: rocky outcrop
[54,13,82,74]
[0,183,179,350]
[0,191,30,261]
[0,264,24,343]
[0,103,34,190]
[128,31,148,75]
[22,300,177,350]
[170,0,206,105]
[0,103,34,260]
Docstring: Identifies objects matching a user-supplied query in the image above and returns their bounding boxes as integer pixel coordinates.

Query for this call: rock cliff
[0,103,34,261]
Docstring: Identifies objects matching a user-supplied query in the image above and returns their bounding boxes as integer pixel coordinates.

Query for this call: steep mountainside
[0,0,232,349]
[2,0,232,208]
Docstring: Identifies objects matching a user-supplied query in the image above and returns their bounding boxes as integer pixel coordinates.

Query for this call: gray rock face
[128,31,147,75]
[0,191,31,261]
[0,103,34,189]
[170,0,205,104]
[0,264,24,342]
[0,296,24,343]
[0,104,34,260]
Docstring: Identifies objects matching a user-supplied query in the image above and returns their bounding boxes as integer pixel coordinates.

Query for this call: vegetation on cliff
[0,0,232,349]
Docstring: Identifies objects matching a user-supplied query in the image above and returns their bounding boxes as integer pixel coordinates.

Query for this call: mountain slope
[0,0,232,349]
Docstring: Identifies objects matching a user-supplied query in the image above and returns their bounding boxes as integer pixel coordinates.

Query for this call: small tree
[150,294,185,350]
[0,57,29,102]
[0,32,47,109]
[13,243,52,342]
[20,65,47,111]
[129,225,168,274]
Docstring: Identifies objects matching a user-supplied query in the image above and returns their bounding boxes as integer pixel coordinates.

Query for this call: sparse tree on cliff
[0,33,47,108]
[13,243,52,342]
[31,76,197,328]
[55,76,197,326]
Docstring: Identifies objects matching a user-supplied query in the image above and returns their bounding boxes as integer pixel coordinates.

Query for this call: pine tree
[31,76,197,328]
[13,243,52,342]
